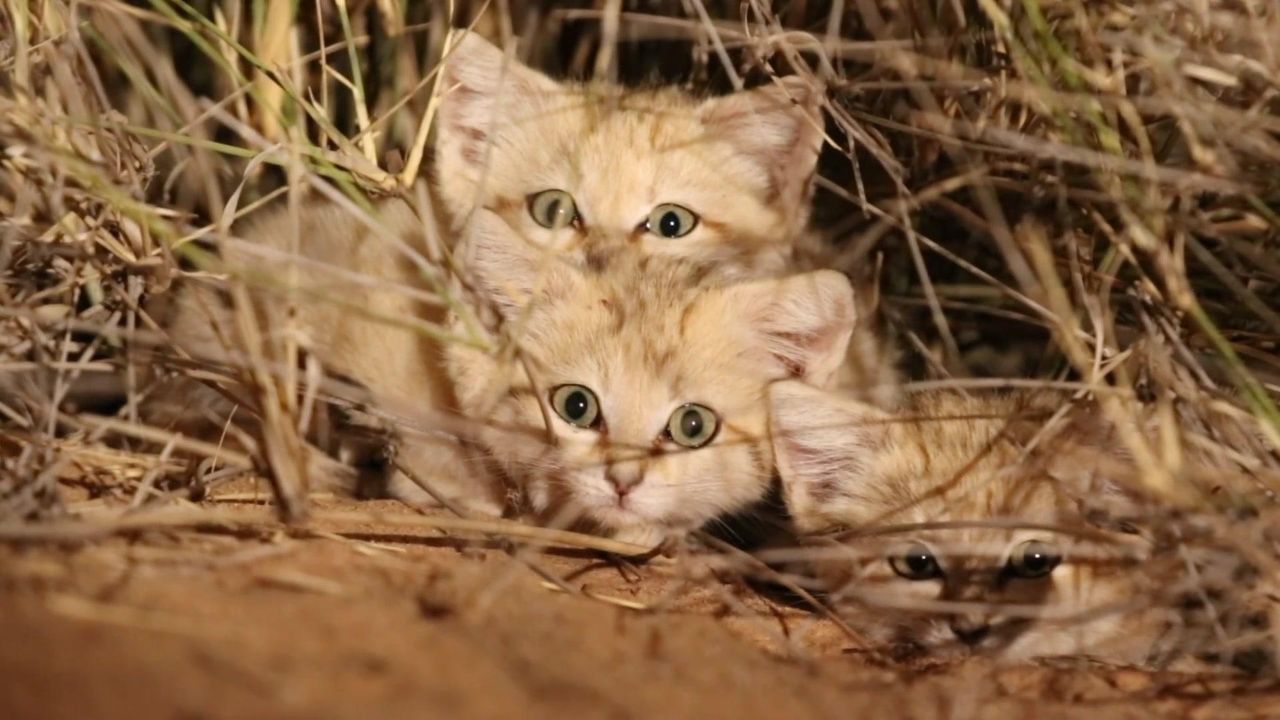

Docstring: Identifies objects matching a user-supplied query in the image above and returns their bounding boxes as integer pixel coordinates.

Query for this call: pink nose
[949,616,991,645]
[606,467,643,496]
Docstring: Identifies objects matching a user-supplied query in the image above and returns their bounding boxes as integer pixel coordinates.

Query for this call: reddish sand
[2,498,1277,720]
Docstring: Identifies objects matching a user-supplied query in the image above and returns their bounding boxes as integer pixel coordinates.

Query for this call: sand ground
[2,497,1278,720]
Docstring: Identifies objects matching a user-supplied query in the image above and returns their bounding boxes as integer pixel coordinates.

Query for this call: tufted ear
[461,213,580,320]
[768,380,889,533]
[715,269,856,388]
[1042,413,1155,533]
[698,76,825,208]
[434,32,561,208]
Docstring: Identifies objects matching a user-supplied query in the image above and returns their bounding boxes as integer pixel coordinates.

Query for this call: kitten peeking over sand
[769,382,1203,665]
[770,381,1278,669]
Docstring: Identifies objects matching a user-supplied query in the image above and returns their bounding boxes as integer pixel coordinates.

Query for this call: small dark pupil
[564,391,589,420]
[906,552,934,574]
[1023,549,1048,572]
[659,211,681,237]
[679,409,703,438]
[545,198,563,224]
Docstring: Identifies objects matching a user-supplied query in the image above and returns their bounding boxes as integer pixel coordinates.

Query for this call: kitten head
[769,382,1166,663]
[446,229,856,548]
[434,32,824,275]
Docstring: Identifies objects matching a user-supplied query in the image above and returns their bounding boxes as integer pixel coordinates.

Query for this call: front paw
[610,524,677,553]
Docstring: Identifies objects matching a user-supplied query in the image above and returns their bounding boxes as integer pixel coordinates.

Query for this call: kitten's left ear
[435,32,561,206]
[769,380,889,533]
[717,269,856,387]
[698,76,825,206]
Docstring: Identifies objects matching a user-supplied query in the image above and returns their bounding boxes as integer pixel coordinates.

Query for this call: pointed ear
[1042,415,1154,533]
[769,381,889,533]
[435,32,561,205]
[461,214,580,319]
[718,269,856,387]
[698,76,825,207]
[1070,469,1151,534]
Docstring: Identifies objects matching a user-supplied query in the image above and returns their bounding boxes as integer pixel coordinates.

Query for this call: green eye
[528,190,579,229]
[889,542,943,581]
[551,384,601,429]
[1006,540,1061,579]
[665,403,719,448]
[645,204,698,239]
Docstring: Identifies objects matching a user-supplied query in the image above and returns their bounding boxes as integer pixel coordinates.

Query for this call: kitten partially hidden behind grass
[147,31,838,526]
[151,211,857,546]
[448,234,857,548]
[435,33,825,274]
[768,381,1276,667]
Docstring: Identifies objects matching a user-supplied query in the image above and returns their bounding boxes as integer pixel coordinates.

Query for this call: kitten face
[770,382,1167,663]
[810,520,1153,663]
[446,231,856,548]
[434,33,824,276]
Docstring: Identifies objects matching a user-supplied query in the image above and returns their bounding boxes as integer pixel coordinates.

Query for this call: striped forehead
[529,252,724,379]
[858,421,1065,526]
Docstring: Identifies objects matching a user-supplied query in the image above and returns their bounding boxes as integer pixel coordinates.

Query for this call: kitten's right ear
[698,76,825,209]
[435,33,560,204]
[769,380,888,533]
[717,269,857,387]
[462,215,579,319]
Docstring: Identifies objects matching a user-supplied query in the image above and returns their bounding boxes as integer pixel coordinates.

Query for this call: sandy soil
[2,497,1278,720]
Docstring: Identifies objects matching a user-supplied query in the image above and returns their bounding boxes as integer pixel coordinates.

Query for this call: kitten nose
[949,616,991,645]
[605,465,644,496]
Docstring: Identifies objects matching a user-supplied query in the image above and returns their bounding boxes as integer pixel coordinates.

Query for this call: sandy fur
[449,233,857,547]
[146,33,845,522]
[770,383,1187,664]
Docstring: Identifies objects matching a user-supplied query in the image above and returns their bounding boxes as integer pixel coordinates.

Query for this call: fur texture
[142,201,494,508]
[147,33,839,519]
[432,33,899,409]
[448,231,857,547]
[770,382,1177,664]
[147,199,859,546]
[434,32,825,275]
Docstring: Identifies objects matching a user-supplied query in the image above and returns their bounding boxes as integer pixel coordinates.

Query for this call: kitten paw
[609,525,672,552]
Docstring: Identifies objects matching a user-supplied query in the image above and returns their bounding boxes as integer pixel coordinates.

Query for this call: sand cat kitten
[146,34,830,508]
[446,230,857,548]
[148,202,857,544]
[768,382,1193,664]
[437,33,897,410]
[435,33,825,274]
[770,381,1278,667]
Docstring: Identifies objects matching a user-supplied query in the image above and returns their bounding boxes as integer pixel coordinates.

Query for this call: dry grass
[2,0,1280,701]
